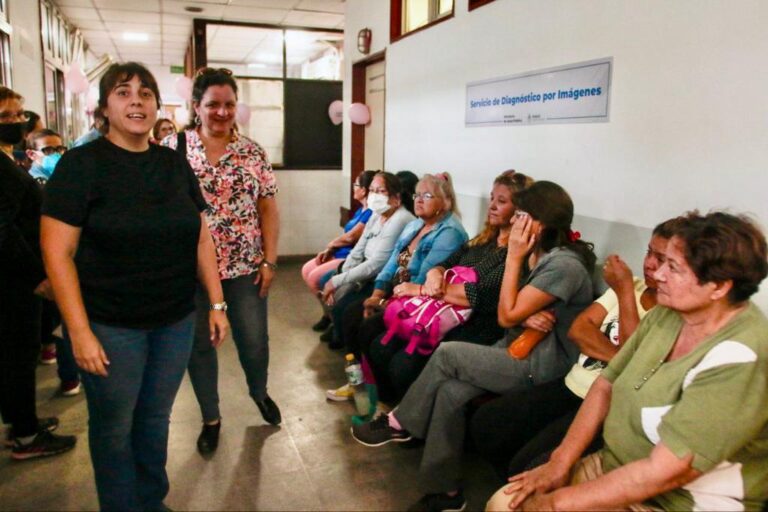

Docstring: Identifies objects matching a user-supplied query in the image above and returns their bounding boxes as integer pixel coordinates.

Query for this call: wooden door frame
[350,50,386,208]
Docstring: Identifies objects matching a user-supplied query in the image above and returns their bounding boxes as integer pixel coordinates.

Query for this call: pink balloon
[328,100,343,125]
[348,103,370,125]
[66,65,89,94]
[85,88,99,112]
[175,76,193,101]
[235,102,251,125]
[174,107,190,126]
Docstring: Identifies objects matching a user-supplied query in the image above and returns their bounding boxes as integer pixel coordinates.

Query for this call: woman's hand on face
[71,329,110,377]
[521,310,556,333]
[507,214,536,261]
[603,255,633,292]
[424,268,445,298]
[254,264,275,298]
[393,282,420,298]
[505,459,570,510]
[209,310,229,348]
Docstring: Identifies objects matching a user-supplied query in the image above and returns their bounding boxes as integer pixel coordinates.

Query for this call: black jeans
[368,333,430,403]
[469,378,595,480]
[0,286,41,437]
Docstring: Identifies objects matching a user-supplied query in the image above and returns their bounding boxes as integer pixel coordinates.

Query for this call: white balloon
[235,102,251,125]
[66,64,89,94]
[348,103,370,125]
[175,77,193,101]
[174,107,190,126]
[328,100,343,125]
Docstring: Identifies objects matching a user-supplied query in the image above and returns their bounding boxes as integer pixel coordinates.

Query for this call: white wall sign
[465,58,612,127]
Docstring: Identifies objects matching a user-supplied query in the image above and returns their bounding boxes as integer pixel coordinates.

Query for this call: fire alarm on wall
[357,28,371,54]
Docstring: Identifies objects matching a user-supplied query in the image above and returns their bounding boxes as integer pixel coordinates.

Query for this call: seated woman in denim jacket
[327,171,532,403]
[324,173,467,354]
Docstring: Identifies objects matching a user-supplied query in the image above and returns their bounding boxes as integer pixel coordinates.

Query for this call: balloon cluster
[326,100,371,125]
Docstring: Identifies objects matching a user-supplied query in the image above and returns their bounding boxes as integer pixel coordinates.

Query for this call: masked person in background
[26,129,67,185]
[0,86,77,460]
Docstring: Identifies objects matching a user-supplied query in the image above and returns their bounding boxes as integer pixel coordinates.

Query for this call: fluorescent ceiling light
[123,32,149,42]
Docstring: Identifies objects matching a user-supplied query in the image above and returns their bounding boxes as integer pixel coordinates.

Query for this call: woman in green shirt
[488,211,768,512]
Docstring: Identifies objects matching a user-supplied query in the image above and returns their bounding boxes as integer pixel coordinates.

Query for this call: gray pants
[394,340,535,493]
[189,273,269,423]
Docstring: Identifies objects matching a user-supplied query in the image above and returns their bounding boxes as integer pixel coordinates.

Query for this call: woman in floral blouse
[163,68,281,454]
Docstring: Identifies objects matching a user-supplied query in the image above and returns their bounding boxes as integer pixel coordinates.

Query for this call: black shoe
[11,430,76,460]
[351,414,412,447]
[256,395,282,426]
[328,337,345,351]
[312,316,332,332]
[5,417,60,447]
[319,325,333,343]
[407,492,466,512]
[196,421,221,455]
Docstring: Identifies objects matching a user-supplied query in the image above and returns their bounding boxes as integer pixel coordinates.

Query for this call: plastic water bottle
[344,354,370,416]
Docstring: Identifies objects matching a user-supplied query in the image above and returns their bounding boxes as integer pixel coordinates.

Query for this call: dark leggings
[368,333,430,403]
[469,379,600,481]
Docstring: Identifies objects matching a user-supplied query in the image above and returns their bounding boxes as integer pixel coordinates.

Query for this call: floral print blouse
[164,129,278,280]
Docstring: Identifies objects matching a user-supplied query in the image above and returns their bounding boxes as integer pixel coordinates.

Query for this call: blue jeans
[73,313,195,511]
[188,273,269,423]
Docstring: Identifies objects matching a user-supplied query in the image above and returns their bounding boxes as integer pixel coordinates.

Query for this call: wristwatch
[209,301,228,312]
[260,260,278,271]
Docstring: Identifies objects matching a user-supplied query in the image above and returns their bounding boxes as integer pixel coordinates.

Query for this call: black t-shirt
[42,137,208,329]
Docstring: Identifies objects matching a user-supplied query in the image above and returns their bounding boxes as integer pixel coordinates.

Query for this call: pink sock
[388,412,403,431]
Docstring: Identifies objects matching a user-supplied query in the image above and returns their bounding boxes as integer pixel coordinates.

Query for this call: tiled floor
[0,262,498,511]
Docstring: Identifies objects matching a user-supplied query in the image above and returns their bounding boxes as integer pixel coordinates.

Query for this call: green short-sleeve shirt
[601,303,768,511]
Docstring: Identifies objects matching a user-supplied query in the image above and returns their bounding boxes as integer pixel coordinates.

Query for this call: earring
[194,115,201,126]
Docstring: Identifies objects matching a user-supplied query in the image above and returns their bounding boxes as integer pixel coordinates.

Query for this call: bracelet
[209,301,228,312]
[378,298,386,307]
[260,260,278,271]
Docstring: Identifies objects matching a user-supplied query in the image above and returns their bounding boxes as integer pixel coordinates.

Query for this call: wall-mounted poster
[465,58,612,127]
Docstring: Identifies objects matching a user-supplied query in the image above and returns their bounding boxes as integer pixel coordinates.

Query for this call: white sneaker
[325,383,354,402]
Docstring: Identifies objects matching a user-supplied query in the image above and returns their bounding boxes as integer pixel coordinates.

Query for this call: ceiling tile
[104,21,160,33]
[162,32,191,43]
[93,0,160,11]
[228,0,300,7]
[221,6,289,24]
[296,0,345,14]
[161,13,193,26]
[162,24,191,35]
[56,0,94,7]
[281,10,342,28]
[99,10,163,24]
[81,29,115,40]
[59,6,102,20]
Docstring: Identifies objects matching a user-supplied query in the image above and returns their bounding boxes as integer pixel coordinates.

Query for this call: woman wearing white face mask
[321,172,415,347]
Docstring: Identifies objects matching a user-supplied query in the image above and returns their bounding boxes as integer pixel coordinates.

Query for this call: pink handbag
[380,266,478,356]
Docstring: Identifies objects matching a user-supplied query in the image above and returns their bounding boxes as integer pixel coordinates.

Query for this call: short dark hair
[26,128,61,150]
[95,62,161,135]
[358,170,377,194]
[652,217,684,239]
[24,111,41,133]
[514,180,596,273]
[373,171,403,202]
[670,211,768,304]
[396,170,419,214]
[186,68,238,129]
[152,118,176,141]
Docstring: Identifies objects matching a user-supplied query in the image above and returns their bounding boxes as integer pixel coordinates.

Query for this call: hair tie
[567,229,581,242]
[436,172,447,181]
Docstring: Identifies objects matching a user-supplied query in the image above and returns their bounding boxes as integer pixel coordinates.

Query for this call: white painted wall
[344,0,768,310]
[9,0,45,115]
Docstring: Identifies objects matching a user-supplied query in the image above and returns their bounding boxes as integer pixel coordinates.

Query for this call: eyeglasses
[0,110,30,123]
[412,192,436,201]
[195,67,234,78]
[38,145,67,156]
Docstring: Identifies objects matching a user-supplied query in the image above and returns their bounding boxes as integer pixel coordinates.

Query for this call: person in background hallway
[487,211,768,512]
[303,169,376,335]
[152,118,176,144]
[12,110,43,171]
[0,86,76,460]
[25,128,81,396]
[41,63,228,511]
[163,67,282,455]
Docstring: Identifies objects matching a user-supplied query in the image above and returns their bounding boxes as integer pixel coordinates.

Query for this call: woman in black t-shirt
[41,63,228,512]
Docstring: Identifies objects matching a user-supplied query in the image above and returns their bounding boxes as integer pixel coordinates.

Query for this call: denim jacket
[374,212,468,292]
